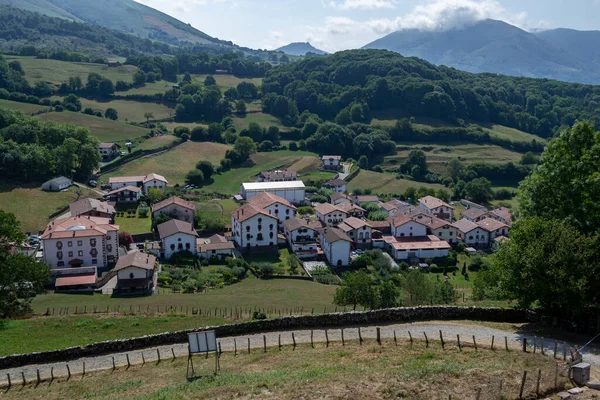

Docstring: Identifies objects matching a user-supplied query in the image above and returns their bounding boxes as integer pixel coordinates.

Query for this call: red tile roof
[231,204,275,223]
[476,218,508,232]
[42,216,118,239]
[107,186,141,195]
[115,252,156,271]
[151,196,196,213]
[315,203,345,216]
[247,192,295,210]
[55,273,97,287]
[157,219,198,238]
[419,196,453,210]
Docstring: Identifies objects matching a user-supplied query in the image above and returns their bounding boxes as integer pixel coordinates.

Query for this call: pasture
[191,74,263,90]
[116,80,174,96]
[37,111,151,142]
[134,134,178,151]
[0,99,52,114]
[4,56,140,87]
[103,141,230,185]
[347,170,445,195]
[483,123,547,145]
[66,97,173,123]
[232,112,286,132]
[195,199,238,221]
[0,183,99,233]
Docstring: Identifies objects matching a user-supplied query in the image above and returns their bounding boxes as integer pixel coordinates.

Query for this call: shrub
[252,311,267,320]
[254,262,275,278]
[137,207,149,218]
[182,280,197,293]
[297,206,315,215]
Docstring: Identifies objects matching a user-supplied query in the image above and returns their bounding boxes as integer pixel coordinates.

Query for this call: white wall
[392,246,450,260]
[432,226,459,244]
[392,221,427,238]
[262,203,296,224]
[117,266,151,280]
[243,188,305,204]
[111,181,141,191]
[143,180,167,194]
[162,232,196,260]
[43,233,118,269]
[321,239,351,266]
[459,228,490,246]
[421,204,453,221]
[199,248,234,259]
[344,226,372,247]
[316,211,348,227]
[231,213,278,249]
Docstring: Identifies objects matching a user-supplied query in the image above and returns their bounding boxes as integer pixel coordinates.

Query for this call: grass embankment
[3,337,567,399]
[347,170,445,195]
[37,111,150,142]
[0,184,98,233]
[0,99,52,114]
[114,208,152,235]
[103,141,230,185]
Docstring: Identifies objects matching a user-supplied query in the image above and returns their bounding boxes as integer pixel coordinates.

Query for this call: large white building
[453,219,490,247]
[247,192,296,225]
[319,227,352,266]
[156,219,199,260]
[231,204,279,251]
[41,216,119,269]
[390,214,428,238]
[240,181,305,204]
[379,235,451,260]
[108,173,168,195]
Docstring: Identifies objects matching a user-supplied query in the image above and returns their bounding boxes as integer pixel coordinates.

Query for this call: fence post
[234,339,237,356]
[142,352,146,365]
[157,349,161,363]
[491,336,495,351]
[263,335,267,353]
[473,335,477,351]
[36,369,40,385]
[408,331,413,346]
[21,372,25,386]
[6,373,10,389]
[127,353,131,367]
[457,334,461,351]
[325,330,330,347]
[505,336,509,352]
[377,328,381,345]
[341,329,345,346]
[522,338,527,352]
[533,336,537,354]
[358,327,363,345]
[279,334,282,350]
[171,348,176,360]
[292,332,297,350]
[535,369,542,397]
[310,331,313,348]
[424,332,429,348]
[553,340,558,359]
[541,338,545,355]
[248,337,251,354]
[67,364,71,380]
[82,361,86,376]
[112,356,116,370]
[439,330,444,349]
[50,367,54,381]
[394,330,397,346]
[519,371,527,399]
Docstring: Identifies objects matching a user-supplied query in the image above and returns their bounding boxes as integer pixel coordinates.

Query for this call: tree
[377,281,401,308]
[280,54,290,64]
[358,155,369,169]
[186,169,205,186]
[435,188,450,203]
[235,99,247,114]
[404,270,431,305]
[195,161,215,179]
[465,177,494,203]
[334,270,377,310]
[133,70,147,87]
[152,213,174,231]
[33,81,52,97]
[62,93,81,111]
[118,232,134,248]
[144,112,154,123]
[183,72,192,83]
[190,126,209,142]
[105,108,118,120]
[520,151,538,165]
[447,158,464,181]
[335,108,352,126]
[204,75,217,86]
[146,188,167,204]
[231,136,257,161]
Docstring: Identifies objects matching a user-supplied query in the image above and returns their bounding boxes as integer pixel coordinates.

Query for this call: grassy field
[161,121,209,133]
[37,111,150,142]
[56,97,174,123]
[114,208,152,235]
[232,112,286,132]
[347,170,444,195]
[195,199,238,221]
[191,74,263,91]
[0,99,52,114]
[384,142,525,174]
[3,333,567,399]
[5,56,140,87]
[134,134,178,151]
[0,183,99,233]
[203,150,319,194]
[483,123,547,145]
[104,141,230,185]
[116,80,174,96]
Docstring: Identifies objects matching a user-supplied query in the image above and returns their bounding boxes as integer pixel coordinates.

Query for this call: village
[32,145,511,295]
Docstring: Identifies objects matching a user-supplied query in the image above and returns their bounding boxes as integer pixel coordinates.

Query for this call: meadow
[232,112,286,132]
[0,183,99,233]
[37,111,151,142]
[195,199,239,221]
[116,80,174,96]
[103,141,230,185]
[347,170,445,195]
[57,97,174,123]
[0,99,52,114]
[191,74,263,90]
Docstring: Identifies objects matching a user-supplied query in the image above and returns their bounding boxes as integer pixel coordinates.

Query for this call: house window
[91,249,98,257]
[91,259,97,264]
[258,225,262,231]
[270,224,274,230]
[68,251,73,257]
[130,273,135,279]
[56,241,63,249]
[90,239,96,247]
[178,243,183,250]
[68,241,73,247]
[57,261,64,267]
[246,226,250,232]
[185,243,191,250]
[170,244,175,251]
[257,233,264,241]
[78,251,83,256]
[246,234,251,240]
[77,240,82,246]
[258,218,262,223]
[468,236,473,240]
[57,251,63,259]
[269,232,274,239]
[107,245,112,252]
[285,209,289,214]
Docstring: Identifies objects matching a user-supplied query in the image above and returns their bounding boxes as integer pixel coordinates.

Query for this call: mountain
[276,42,327,56]
[363,19,600,84]
[536,28,600,65]
[0,0,228,46]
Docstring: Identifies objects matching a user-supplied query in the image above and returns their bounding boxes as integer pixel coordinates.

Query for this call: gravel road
[1,321,598,387]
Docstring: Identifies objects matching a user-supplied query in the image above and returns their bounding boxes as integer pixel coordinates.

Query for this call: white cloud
[326,0,396,10]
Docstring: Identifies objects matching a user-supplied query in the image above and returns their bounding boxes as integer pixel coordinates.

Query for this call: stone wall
[0,306,526,370]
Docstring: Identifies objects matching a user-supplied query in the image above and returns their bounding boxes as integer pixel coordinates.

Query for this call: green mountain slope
[0,0,227,46]
[536,28,600,65]
[276,42,327,56]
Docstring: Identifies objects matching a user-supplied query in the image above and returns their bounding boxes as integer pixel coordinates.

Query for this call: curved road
[1,321,598,387]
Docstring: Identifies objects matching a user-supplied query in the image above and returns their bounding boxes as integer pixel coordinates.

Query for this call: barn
[240,181,306,205]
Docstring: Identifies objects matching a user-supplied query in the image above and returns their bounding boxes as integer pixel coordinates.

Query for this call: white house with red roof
[282,218,318,259]
[419,196,454,222]
[315,203,348,227]
[151,196,196,223]
[338,217,373,249]
[108,173,168,195]
[156,219,199,260]
[453,218,490,247]
[231,204,279,251]
[247,192,296,225]
[319,227,352,266]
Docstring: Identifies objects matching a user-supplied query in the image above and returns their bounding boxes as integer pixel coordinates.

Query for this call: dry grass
[287,156,321,173]
[2,338,568,400]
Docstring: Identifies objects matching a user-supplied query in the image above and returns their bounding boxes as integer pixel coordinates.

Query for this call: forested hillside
[262,49,600,139]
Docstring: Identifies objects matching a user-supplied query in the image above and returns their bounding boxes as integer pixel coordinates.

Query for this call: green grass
[57,97,174,123]
[203,150,318,194]
[5,56,141,87]
[232,112,286,132]
[134,134,178,151]
[0,99,52,114]
[347,170,444,195]
[196,199,238,221]
[0,183,99,233]
[116,80,174,96]
[300,170,338,184]
[482,123,547,145]
[104,141,231,186]
[190,74,263,91]
[3,334,566,399]
[161,121,209,133]
[37,111,151,142]
[114,209,152,235]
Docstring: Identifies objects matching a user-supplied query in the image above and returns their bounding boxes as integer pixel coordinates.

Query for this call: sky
[133,0,600,52]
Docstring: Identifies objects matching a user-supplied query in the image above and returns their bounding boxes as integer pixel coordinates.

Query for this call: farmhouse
[337,217,372,249]
[282,217,318,259]
[412,214,460,245]
[322,155,341,170]
[105,186,141,204]
[461,207,489,223]
[98,143,118,160]
[156,219,199,260]
[380,235,451,261]
[108,173,168,195]
[476,218,509,242]
[42,176,72,192]
[41,216,119,269]
[231,204,279,252]
[257,170,298,182]
[247,192,296,224]
[336,202,366,218]
[419,196,454,222]
[113,252,157,295]
[240,181,306,204]
[377,201,399,217]
[323,179,347,193]
[69,198,116,220]
[329,192,351,205]
[352,195,379,206]
[319,227,352,266]
[389,214,428,238]
[151,196,196,223]
[315,203,348,227]
[453,218,490,247]
[197,234,235,260]
[488,207,512,225]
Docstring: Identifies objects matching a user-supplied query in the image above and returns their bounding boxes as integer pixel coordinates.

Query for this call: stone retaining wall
[0,306,526,370]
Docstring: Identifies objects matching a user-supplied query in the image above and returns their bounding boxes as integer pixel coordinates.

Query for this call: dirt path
[1,321,598,388]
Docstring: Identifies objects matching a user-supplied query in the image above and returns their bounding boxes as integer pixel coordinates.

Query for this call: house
[247,192,296,224]
[367,220,391,235]
[156,219,199,260]
[231,204,279,252]
[389,214,428,238]
[411,214,460,245]
[319,227,352,266]
[322,155,342,170]
[282,218,318,259]
[69,198,116,220]
[379,235,451,261]
[419,196,454,222]
[113,252,157,295]
[315,203,348,227]
[387,199,410,210]
[257,170,298,182]
[105,186,141,204]
[336,202,366,218]
[352,195,379,206]
[151,196,196,223]
[240,181,305,204]
[197,234,235,260]
[329,192,351,205]
[461,207,489,223]
[476,218,509,243]
[108,173,168,195]
[98,143,118,160]
[488,207,512,226]
[453,218,490,247]
[323,179,347,193]
[337,217,372,249]
[377,201,399,217]
[460,199,487,210]
[42,176,72,192]
[41,216,119,269]
[492,235,509,249]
